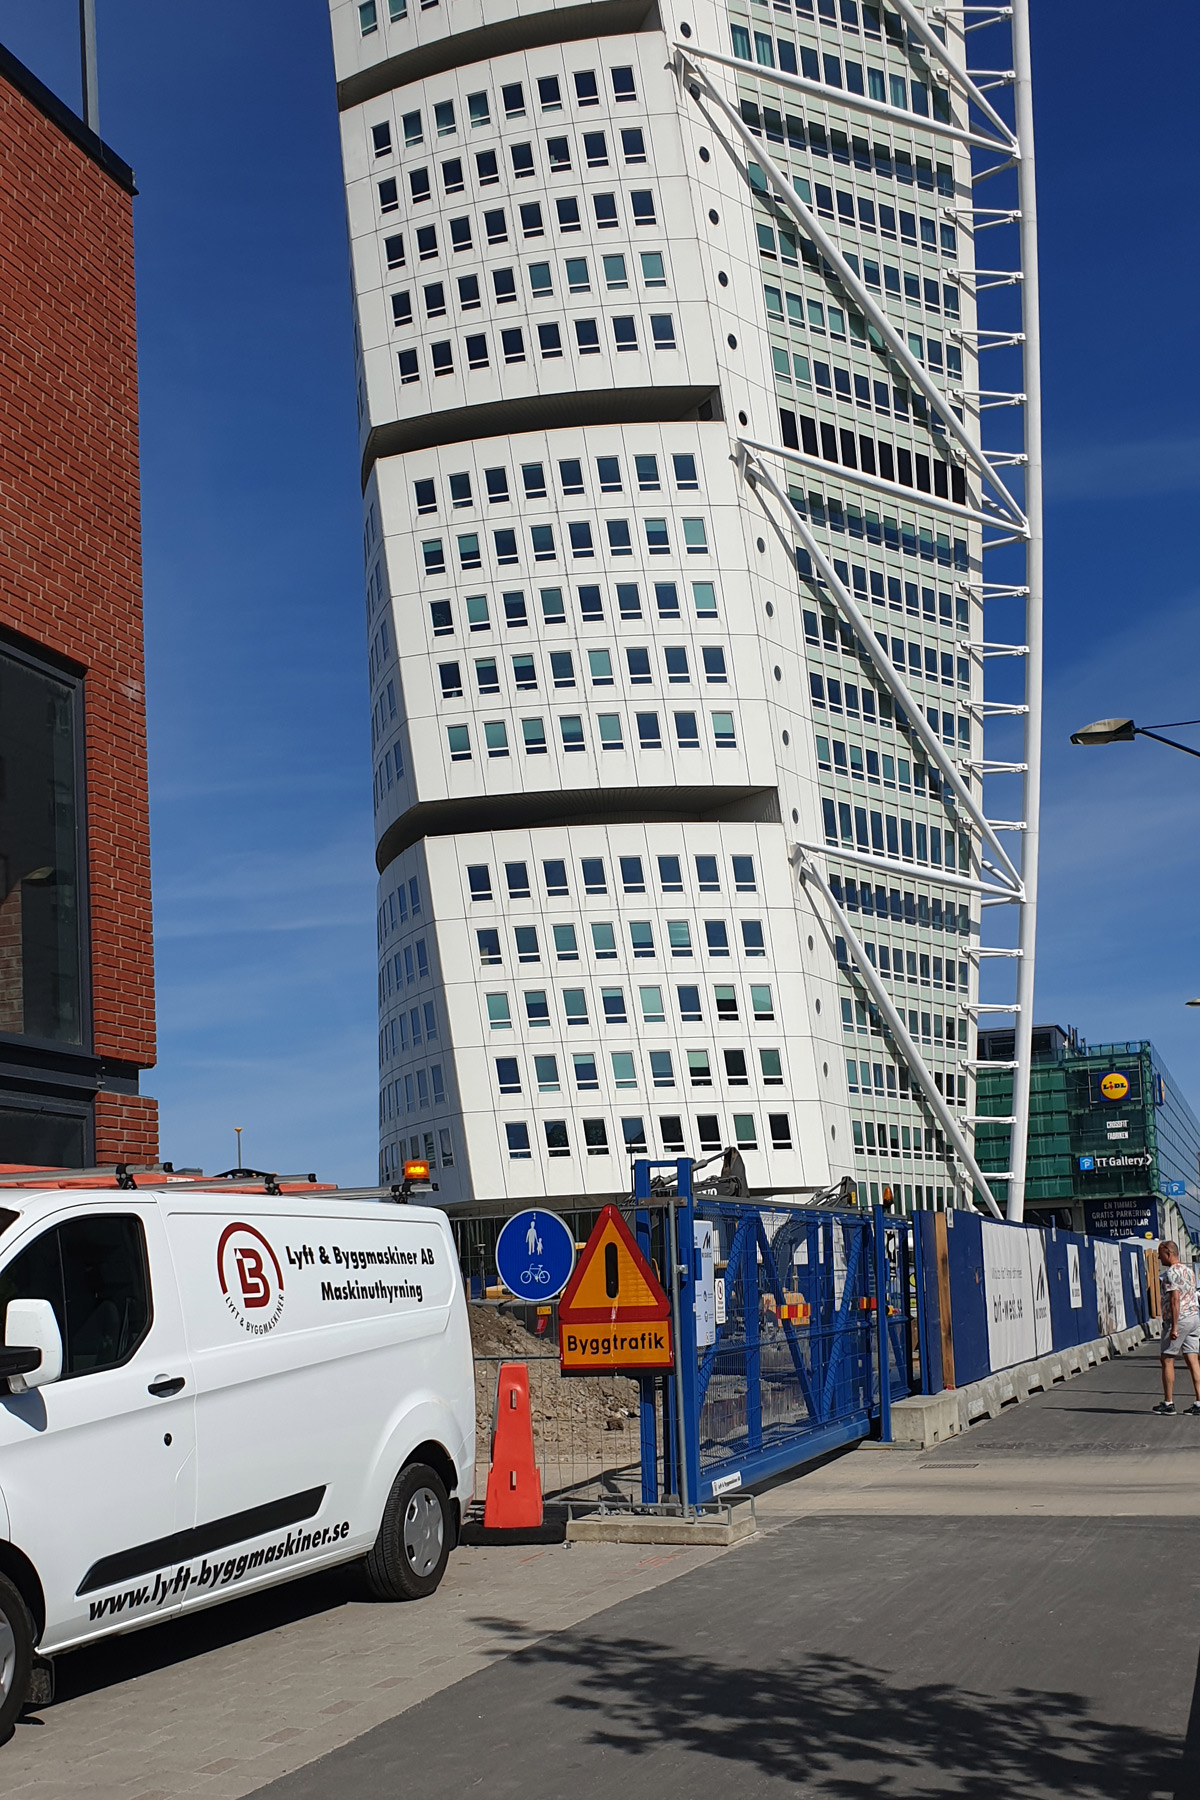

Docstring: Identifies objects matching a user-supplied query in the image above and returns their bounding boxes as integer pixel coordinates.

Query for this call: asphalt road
[254,1348,1200,1800]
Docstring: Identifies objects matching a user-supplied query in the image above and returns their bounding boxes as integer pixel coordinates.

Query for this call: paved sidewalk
[6,1339,1197,1798]
[253,1340,1199,1800]
[2,1539,723,1800]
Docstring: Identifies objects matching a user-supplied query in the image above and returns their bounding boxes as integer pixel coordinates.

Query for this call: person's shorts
[1162,1315,1200,1357]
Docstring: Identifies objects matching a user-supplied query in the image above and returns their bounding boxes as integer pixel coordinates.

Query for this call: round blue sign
[495,1209,576,1301]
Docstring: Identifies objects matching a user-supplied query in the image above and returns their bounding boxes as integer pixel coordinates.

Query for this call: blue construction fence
[914,1210,1153,1393]
[631,1162,916,1505]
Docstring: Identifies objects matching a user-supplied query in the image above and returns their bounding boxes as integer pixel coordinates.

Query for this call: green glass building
[975,1026,1200,1245]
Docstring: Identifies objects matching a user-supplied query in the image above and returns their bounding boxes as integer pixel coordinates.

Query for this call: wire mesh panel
[473,1349,655,1508]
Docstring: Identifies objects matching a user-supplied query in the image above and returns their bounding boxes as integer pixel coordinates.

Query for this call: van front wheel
[0,1572,34,1741]
[364,1463,452,1601]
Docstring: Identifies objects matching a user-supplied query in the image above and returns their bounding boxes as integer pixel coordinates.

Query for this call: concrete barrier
[888,1323,1152,1450]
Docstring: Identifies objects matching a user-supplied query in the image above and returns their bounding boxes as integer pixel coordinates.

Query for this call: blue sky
[1,1,1197,1180]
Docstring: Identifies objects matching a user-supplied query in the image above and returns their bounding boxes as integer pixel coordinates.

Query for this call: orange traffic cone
[483,1362,544,1529]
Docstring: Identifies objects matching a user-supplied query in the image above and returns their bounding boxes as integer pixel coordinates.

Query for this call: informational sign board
[495,1209,576,1301]
[1028,1235,1053,1356]
[1067,1242,1083,1309]
[558,1205,673,1373]
[1094,1239,1127,1335]
[694,1219,716,1349]
[1083,1197,1159,1240]
[981,1221,1037,1370]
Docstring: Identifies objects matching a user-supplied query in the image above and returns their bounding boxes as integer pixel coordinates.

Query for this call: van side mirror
[4,1299,63,1392]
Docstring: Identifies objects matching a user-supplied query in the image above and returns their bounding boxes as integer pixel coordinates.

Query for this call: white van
[0,1185,475,1735]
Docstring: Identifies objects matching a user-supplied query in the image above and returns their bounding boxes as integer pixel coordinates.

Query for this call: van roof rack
[0,1165,434,1202]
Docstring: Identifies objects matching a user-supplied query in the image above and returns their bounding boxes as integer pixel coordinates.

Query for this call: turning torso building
[328,0,1041,1218]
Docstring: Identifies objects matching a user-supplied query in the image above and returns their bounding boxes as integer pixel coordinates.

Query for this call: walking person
[1153,1240,1200,1415]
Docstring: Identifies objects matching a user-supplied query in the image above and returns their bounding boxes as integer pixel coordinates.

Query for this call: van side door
[0,1204,197,1651]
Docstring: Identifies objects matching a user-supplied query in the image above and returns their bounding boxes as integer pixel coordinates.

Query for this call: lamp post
[1070,718,1200,760]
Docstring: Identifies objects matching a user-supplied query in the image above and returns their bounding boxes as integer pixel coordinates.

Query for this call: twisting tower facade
[329,0,1040,1215]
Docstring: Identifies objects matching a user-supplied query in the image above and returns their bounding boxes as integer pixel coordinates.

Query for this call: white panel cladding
[376,823,850,1202]
[336,0,986,1207]
[368,423,781,825]
[342,36,721,442]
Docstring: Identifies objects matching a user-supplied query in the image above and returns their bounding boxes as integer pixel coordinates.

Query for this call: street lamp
[1070,717,1200,759]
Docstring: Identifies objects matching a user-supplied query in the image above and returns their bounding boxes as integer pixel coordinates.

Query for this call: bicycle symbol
[520,1264,553,1287]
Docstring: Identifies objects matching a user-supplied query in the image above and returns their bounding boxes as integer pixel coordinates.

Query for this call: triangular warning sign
[558,1206,672,1373]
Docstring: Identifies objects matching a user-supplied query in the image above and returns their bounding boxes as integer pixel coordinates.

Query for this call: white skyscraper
[329,0,1041,1218]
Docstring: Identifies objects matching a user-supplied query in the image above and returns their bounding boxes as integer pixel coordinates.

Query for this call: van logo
[217,1223,285,1334]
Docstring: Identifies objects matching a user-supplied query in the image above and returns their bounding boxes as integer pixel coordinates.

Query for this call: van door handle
[147,1375,185,1397]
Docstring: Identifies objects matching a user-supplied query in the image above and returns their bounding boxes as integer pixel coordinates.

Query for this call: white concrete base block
[888,1324,1151,1449]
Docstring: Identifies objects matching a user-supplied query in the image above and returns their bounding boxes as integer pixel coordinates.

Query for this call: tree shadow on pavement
[513,1632,1176,1799]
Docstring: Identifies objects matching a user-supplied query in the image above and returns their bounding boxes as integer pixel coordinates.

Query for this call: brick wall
[0,70,157,1157]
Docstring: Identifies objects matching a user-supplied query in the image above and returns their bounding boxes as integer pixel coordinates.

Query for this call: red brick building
[0,42,156,1165]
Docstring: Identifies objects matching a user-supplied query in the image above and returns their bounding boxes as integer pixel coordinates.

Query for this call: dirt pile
[469,1303,640,1453]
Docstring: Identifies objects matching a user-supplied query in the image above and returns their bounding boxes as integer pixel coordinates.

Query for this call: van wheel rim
[0,1610,15,1703]
[403,1488,444,1577]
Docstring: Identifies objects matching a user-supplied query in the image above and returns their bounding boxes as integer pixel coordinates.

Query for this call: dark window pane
[0,650,82,1043]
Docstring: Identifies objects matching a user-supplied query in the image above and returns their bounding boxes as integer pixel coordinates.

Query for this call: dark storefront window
[0,646,84,1045]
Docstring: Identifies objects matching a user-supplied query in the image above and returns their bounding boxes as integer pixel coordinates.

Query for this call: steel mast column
[632,1159,659,1504]
[1007,0,1044,1223]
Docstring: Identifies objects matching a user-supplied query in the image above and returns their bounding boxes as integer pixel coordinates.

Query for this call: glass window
[543,859,568,895]
[657,855,682,892]
[544,1120,571,1158]
[611,1052,637,1090]
[0,648,83,1044]
[476,928,501,965]
[688,1050,712,1086]
[524,990,550,1027]
[562,989,589,1026]
[583,1119,609,1156]
[603,254,628,290]
[591,922,617,959]
[704,920,729,957]
[694,855,720,892]
[505,1122,531,1160]
[534,1054,560,1093]
[733,1114,758,1150]
[0,1215,151,1376]
[486,993,511,1029]
[628,920,654,957]
[495,1057,521,1094]
[601,986,626,1023]
[553,923,578,961]
[639,985,665,1023]
[668,920,692,957]
[573,1052,599,1089]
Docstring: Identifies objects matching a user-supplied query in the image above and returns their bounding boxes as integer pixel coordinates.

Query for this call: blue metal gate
[632,1161,914,1506]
